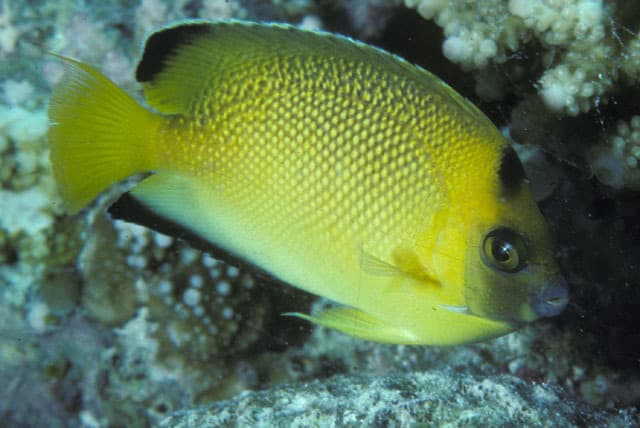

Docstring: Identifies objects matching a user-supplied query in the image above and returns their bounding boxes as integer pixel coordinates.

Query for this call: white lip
[530,281,569,317]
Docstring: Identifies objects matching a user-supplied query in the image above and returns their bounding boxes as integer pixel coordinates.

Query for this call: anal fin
[284,307,416,344]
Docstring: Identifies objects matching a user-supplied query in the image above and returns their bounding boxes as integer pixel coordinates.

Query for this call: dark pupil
[492,239,512,262]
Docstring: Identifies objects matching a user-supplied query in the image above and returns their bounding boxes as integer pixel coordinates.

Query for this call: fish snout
[530,279,569,318]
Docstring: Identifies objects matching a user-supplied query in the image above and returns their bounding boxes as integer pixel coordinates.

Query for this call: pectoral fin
[359,251,407,277]
[360,250,440,294]
[284,307,416,344]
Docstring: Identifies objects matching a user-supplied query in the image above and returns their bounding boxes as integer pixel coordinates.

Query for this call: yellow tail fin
[48,55,162,213]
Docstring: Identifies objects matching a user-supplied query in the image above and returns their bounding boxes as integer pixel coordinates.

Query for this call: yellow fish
[48,20,568,345]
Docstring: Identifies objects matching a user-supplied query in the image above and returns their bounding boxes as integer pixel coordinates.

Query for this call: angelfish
[48,20,568,345]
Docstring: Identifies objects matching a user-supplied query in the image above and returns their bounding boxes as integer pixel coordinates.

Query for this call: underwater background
[1,0,640,426]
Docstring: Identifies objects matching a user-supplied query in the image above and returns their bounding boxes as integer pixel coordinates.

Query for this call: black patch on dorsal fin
[136,23,214,83]
[108,192,286,287]
[498,146,527,199]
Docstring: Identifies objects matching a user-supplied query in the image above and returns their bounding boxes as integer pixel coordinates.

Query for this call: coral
[346,0,404,39]
[135,0,170,40]
[0,363,75,428]
[0,105,50,190]
[588,115,640,190]
[622,33,640,83]
[0,0,20,59]
[96,308,184,427]
[45,11,134,89]
[403,0,633,116]
[78,215,139,325]
[0,101,57,323]
[405,0,518,68]
[198,0,244,21]
[134,0,249,45]
[2,79,35,106]
[0,187,52,245]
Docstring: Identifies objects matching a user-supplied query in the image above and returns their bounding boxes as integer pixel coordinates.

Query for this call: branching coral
[588,115,640,190]
[0,0,20,59]
[404,0,634,116]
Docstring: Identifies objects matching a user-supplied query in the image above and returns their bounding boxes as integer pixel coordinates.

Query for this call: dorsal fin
[134,20,487,119]
[136,23,214,84]
[136,21,217,114]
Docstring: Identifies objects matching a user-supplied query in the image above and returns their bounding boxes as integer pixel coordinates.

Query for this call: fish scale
[165,55,441,256]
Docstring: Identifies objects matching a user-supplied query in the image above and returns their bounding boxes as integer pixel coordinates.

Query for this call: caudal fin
[48,55,162,213]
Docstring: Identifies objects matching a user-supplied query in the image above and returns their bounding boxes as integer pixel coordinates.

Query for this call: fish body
[48,21,568,345]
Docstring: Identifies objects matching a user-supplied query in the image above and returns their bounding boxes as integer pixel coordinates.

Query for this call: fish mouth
[530,278,569,318]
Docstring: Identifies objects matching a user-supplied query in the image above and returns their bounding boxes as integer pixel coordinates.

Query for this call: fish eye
[482,228,528,273]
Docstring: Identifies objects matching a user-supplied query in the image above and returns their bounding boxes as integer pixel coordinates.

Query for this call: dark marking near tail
[498,146,526,199]
[108,192,287,287]
[136,23,214,83]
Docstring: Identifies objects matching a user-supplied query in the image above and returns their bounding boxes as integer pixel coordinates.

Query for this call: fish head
[462,147,569,325]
